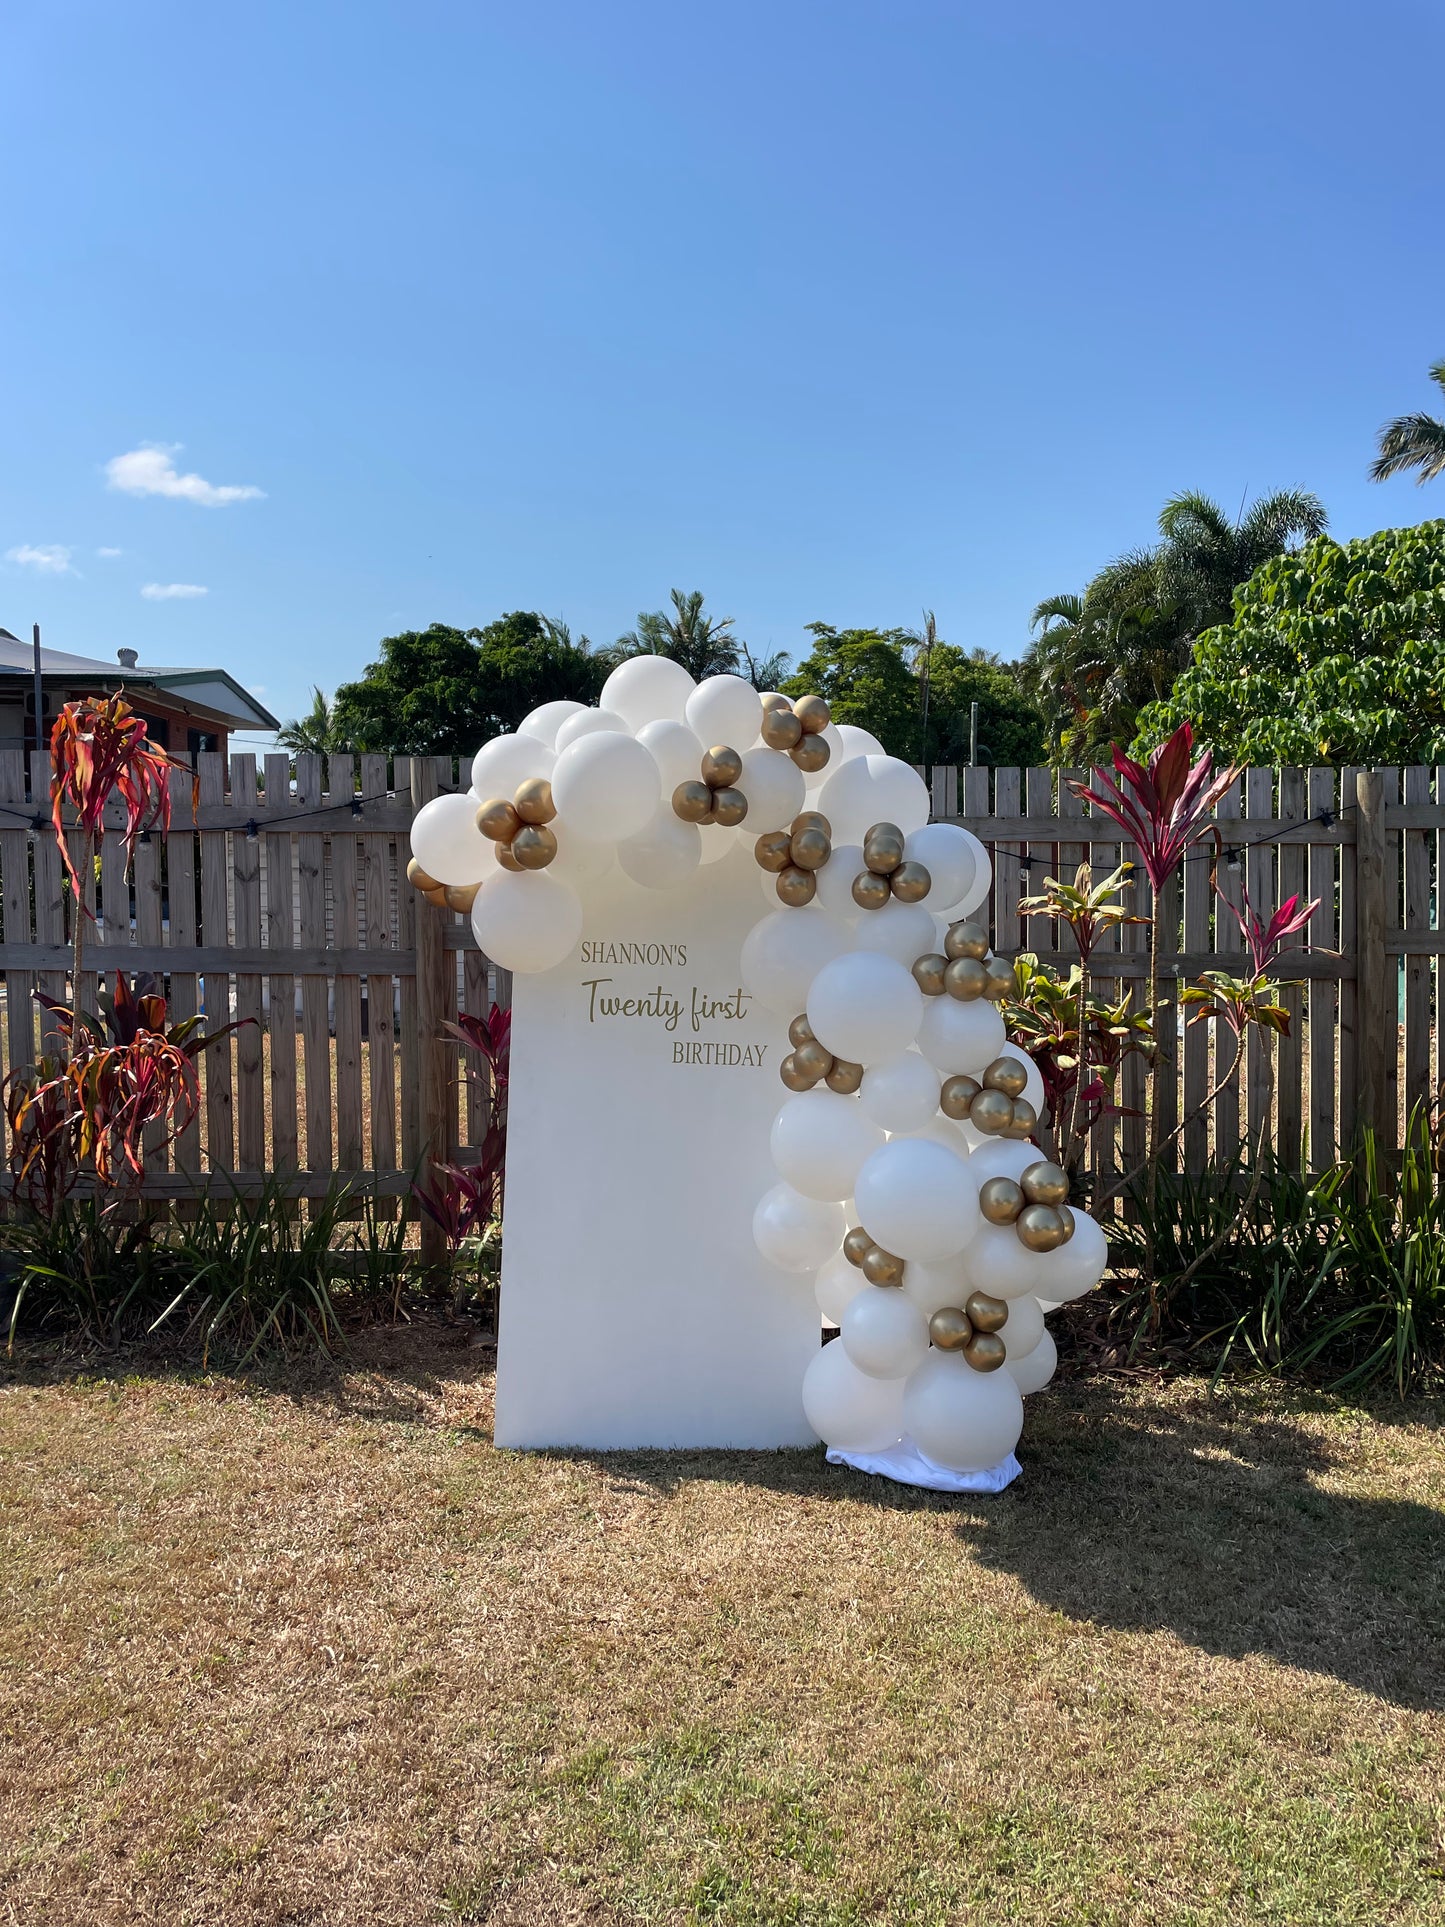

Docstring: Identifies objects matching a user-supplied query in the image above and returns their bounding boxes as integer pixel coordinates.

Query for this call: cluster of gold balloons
[405,860,480,915]
[979,1158,1076,1253]
[926,1292,1012,1373]
[759,690,832,771]
[938,1054,1040,1142]
[779,1012,863,1094]
[475,777,559,871]
[910,918,1013,1002]
[841,1222,907,1288]
[851,821,931,910]
[672,745,750,830]
[755,811,833,907]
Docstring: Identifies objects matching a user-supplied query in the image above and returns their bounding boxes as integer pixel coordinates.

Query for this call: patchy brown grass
[1,1330,1442,1926]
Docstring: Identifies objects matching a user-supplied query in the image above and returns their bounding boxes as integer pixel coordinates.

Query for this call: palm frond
[1158,491,1232,546]
[1370,413,1445,485]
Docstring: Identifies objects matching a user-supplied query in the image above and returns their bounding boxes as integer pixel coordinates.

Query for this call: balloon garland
[404,657,1109,1483]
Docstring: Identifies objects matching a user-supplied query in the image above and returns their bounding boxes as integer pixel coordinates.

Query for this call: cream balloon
[1000,1292,1045,1359]
[550,731,660,843]
[849,900,937,969]
[903,1349,1024,1472]
[965,1137,1046,1184]
[770,1089,886,1202]
[600,654,696,730]
[903,823,976,913]
[853,1137,980,1263]
[815,753,931,844]
[469,870,582,974]
[912,1115,973,1156]
[859,1051,942,1134]
[806,951,923,1065]
[617,811,702,890]
[735,746,807,832]
[518,700,589,747]
[636,717,705,792]
[554,706,632,752]
[812,843,865,920]
[936,826,993,917]
[902,1258,970,1318]
[833,723,884,761]
[698,824,740,866]
[1031,1207,1108,1302]
[470,733,555,799]
[958,1222,1049,1300]
[1006,1329,1058,1395]
[752,1184,846,1273]
[740,907,851,1017]
[815,1250,867,1325]
[685,674,763,750]
[549,834,616,886]
[801,1340,905,1452]
[409,793,496,886]
[841,1286,930,1381]
[916,997,1007,1074]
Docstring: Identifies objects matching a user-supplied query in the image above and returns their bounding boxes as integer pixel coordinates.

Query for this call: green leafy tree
[605,589,741,681]
[925,643,1046,768]
[1371,359,1445,486]
[277,687,346,756]
[782,626,921,754]
[1133,521,1445,765]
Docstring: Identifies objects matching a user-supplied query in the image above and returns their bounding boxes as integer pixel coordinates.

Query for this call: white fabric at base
[826,1436,1021,1493]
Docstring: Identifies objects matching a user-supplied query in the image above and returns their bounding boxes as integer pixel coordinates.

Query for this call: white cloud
[6,543,75,574]
[105,443,264,507]
[96,546,123,558]
[140,581,208,600]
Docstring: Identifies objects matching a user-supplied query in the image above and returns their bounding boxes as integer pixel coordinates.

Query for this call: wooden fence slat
[29,751,65,1053]
[330,757,365,1173]
[992,768,1021,959]
[133,795,170,1174]
[1084,786,1124,1185]
[410,758,447,1263]
[166,763,202,1185]
[1024,768,1053,960]
[1212,777,1243,1162]
[1354,769,1390,1150]
[295,754,332,1179]
[1402,765,1431,1133]
[1153,870,1180,1172]
[263,753,299,1180]
[1379,767,1401,1151]
[1307,767,1337,1168]
[396,759,421,1180]
[1244,769,1274,1162]
[0,750,34,1083]
[1276,768,1306,1170]
[361,754,398,1183]
[231,756,266,1171]
[1181,804,1211,1173]
[197,752,234,1170]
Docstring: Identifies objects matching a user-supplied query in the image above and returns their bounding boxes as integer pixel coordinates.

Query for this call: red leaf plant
[1068,721,1241,897]
[412,1004,511,1253]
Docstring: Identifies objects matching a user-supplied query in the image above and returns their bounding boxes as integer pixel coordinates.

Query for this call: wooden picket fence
[0,752,1438,1252]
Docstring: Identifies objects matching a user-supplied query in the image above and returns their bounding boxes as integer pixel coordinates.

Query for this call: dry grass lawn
[1,1327,1442,1927]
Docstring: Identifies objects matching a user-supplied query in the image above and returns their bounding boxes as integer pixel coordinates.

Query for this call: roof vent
[117,648,139,670]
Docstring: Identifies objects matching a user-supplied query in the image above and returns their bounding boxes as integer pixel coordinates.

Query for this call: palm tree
[607,589,741,681]
[278,687,343,755]
[1370,359,1445,485]
[739,642,793,691]
[1152,489,1328,633]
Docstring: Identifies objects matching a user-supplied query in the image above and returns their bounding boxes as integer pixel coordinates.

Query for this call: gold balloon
[776,865,817,907]
[443,881,481,914]
[788,1012,816,1048]
[792,810,832,838]
[1020,1160,1070,1207]
[1058,1204,1076,1242]
[928,1306,973,1351]
[912,953,948,997]
[851,869,892,911]
[944,957,988,1001]
[1017,1203,1069,1252]
[939,1074,981,1119]
[779,1051,820,1092]
[790,826,831,871]
[790,734,830,773]
[701,745,744,789]
[760,706,803,751]
[792,693,831,734]
[1004,1097,1038,1140]
[964,1290,1009,1333]
[862,1244,905,1287]
[863,834,904,875]
[475,796,522,843]
[495,842,525,873]
[760,690,792,713]
[978,1176,1024,1225]
[711,786,749,827]
[510,824,558,870]
[512,777,556,825]
[983,959,1015,1002]
[824,1058,863,1094]
[673,779,714,823]
[969,1087,1014,1135]
[865,821,904,846]
[890,860,932,903]
[406,858,439,892]
[982,1056,1029,1099]
[842,1225,875,1268]
[422,884,450,909]
[963,1331,1008,1373]
[793,1039,834,1081]
[944,919,989,961]
[754,829,793,873]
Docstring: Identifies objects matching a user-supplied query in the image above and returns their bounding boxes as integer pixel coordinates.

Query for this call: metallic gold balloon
[963,1331,1007,1373]
[510,824,558,870]
[1017,1203,1069,1252]
[824,1058,863,1094]
[912,953,948,997]
[790,734,830,773]
[422,884,450,909]
[443,881,481,913]
[406,858,439,891]
[790,826,831,871]
[964,1290,1009,1333]
[866,820,904,844]
[944,957,988,1001]
[890,860,932,903]
[944,919,989,961]
[673,779,714,823]
[983,958,1015,1001]
[982,1056,1029,1099]
[776,865,817,907]
[788,1012,816,1048]
[780,1051,820,1092]
[842,1225,875,1268]
[792,693,831,734]
[793,1038,834,1081]
[754,829,793,872]
[512,777,556,825]
[475,796,522,843]
[711,786,749,827]
[851,869,892,911]
[760,706,803,751]
[978,1176,1025,1225]
[1004,1097,1038,1140]
[862,1244,906,1287]
[928,1306,973,1351]
[792,811,832,838]
[863,833,905,875]
[1020,1160,1070,1207]
[495,842,525,873]
[760,690,792,713]
[701,745,744,789]
[939,1074,981,1119]
[969,1087,1014,1135]
[1058,1204,1076,1242]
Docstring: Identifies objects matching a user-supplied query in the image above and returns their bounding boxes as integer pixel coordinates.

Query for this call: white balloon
[834,723,884,761]
[801,1340,905,1452]
[753,1184,846,1274]
[1001,1293,1045,1359]
[617,811,702,890]
[740,907,850,1018]
[551,732,660,843]
[409,793,494,886]
[912,1115,973,1156]
[685,674,762,751]
[1016,1051,1047,1120]
[698,823,739,865]
[815,1250,866,1325]
[550,834,615,885]
[958,1222,1049,1300]
[518,700,589,747]
[904,823,976,913]
[1006,1329,1058,1395]
[470,870,582,974]
[903,1350,1023,1472]
[860,1051,941,1134]
[770,1089,885,1202]
[554,706,632,752]
[916,997,1007,1074]
[807,951,923,1065]
[850,900,937,969]
[736,745,807,832]
[939,826,992,917]
[965,1137,1046,1184]
[853,1138,980,1262]
[601,654,695,730]
[813,842,865,920]
[636,717,705,792]
[903,1258,970,1318]
[841,1285,930,1380]
[1031,1208,1108,1302]
[816,753,931,844]
[471,733,554,800]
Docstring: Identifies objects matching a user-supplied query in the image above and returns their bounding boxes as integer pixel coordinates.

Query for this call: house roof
[0,630,279,731]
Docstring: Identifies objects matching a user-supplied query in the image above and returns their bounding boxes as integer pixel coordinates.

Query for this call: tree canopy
[1133,521,1445,766]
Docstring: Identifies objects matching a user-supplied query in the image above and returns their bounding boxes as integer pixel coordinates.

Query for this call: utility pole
[32,624,44,761]
[968,700,979,767]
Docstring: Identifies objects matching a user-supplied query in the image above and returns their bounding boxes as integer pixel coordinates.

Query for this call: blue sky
[4,0,1443,738]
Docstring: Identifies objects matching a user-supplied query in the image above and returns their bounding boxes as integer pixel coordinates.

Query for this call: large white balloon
[850,900,937,969]
[958,1222,1049,1300]
[601,654,695,730]
[859,1051,941,1134]
[471,733,555,800]
[1031,1208,1108,1302]
[903,1350,1023,1472]
[736,745,807,832]
[816,754,931,844]
[470,870,583,974]
[938,826,992,917]
[697,824,739,866]
[409,793,494,886]
[904,823,976,913]
[770,1089,885,1202]
[1006,1329,1058,1395]
[903,1257,970,1318]
[685,675,762,751]
[833,723,884,762]
[518,700,588,747]
[801,1340,905,1452]
[806,951,923,1065]
[815,1250,866,1325]
[841,1285,930,1380]
[554,706,632,752]
[740,907,850,1017]
[636,718,705,792]
[853,1138,980,1262]
[916,996,1007,1073]
[551,732,660,843]
[1000,1293,1045,1359]
[913,1115,973,1156]
[752,1184,845,1273]
[550,834,616,886]
[965,1137,1047,1184]
[617,811,702,890]
[813,843,865,920]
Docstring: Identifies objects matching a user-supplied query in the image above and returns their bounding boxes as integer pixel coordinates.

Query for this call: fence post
[410,759,449,1266]
[1354,768,1392,1153]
